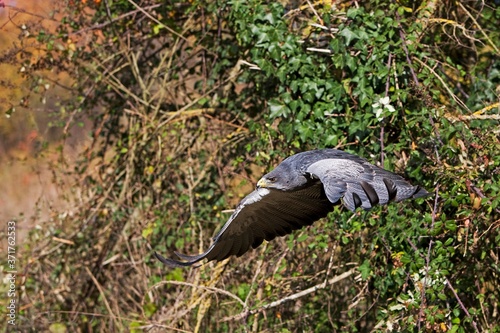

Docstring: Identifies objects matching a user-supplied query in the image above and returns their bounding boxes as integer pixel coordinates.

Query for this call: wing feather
[156,182,335,266]
[360,181,379,207]
[237,232,250,257]
[207,241,232,262]
[307,156,429,211]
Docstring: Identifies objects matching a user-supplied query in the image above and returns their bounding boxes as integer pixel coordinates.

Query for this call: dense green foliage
[6,0,499,332]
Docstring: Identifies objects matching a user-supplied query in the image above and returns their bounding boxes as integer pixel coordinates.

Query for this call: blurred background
[0,0,89,244]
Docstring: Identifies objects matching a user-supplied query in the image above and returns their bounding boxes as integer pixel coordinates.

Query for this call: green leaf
[358,260,371,280]
[268,100,289,118]
[296,234,308,242]
[340,27,359,45]
[49,323,67,333]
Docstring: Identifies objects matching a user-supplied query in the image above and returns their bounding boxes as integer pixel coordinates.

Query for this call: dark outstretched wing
[306,157,429,211]
[155,181,335,267]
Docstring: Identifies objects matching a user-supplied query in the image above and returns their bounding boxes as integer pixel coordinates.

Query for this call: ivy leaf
[340,27,359,45]
[268,100,290,118]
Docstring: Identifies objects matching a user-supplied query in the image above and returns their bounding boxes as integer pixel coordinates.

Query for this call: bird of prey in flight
[155,149,429,267]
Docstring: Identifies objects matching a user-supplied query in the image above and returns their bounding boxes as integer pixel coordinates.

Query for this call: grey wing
[306,158,429,212]
[155,182,335,267]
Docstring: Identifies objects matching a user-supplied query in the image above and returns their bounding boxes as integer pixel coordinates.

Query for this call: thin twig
[472,102,500,116]
[1,4,58,22]
[446,278,479,332]
[457,2,499,55]
[413,57,470,112]
[244,243,268,309]
[395,16,420,86]
[444,113,500,122]
[306,0,323,25]
[417,184,439,330]
[150,280,245,308]
[306,47,332,54]
[221,267,357,322]
[125,0,187,41]
[37,310,191,332]
[71,5,162,37]
[380,53,393,166]
[84,267,118,328]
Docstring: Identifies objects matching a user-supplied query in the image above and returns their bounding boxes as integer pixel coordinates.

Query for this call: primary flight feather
[155,149,429,267]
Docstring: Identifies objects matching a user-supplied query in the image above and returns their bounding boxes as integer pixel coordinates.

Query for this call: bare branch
[221,267,358,322]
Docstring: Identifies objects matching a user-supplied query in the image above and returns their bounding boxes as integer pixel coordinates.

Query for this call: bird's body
[155,149,429,267]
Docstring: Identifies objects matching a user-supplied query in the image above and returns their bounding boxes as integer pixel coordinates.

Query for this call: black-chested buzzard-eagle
[155,149,429,267]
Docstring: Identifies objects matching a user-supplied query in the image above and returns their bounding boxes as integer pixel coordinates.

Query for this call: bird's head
[257,162,308,191]
[256,174,279,189]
